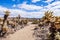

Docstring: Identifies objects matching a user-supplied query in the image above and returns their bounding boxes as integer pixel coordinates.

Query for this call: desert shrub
[32,20,39,24]
[38,22,44,27]
[23,20,28,25]
[18,20,23,25]
[18,20,28,25]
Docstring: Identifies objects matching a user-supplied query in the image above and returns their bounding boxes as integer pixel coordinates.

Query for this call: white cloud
[46,1,60,10]
[0,6,44,18]
[17,2,42,10]
[8,9,44,18]
[32,0,41,3]
[46,1,60,8]
[43,0,53,4]
[0,1,60,18]
[0,6,8,11]
[44,1,60,16]
[12,1,60,17]
[0,6,8,17]
[45,0,53,2]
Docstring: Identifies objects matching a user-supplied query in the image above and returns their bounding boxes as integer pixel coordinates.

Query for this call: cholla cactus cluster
[0,10,28,37]
[18,19,28,25]
[33,11,60,40]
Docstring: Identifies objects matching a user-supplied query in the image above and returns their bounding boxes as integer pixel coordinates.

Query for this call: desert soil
[0,22,36,40]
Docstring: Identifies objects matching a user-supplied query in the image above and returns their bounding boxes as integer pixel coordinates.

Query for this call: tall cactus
[45,11,53,18]
[3,11,10,25]
[0,10,10,37]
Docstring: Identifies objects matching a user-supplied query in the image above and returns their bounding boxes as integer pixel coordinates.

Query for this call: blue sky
[0,0,54,8]
[0,0,60,18]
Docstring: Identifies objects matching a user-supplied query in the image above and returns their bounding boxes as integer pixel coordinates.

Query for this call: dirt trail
[1,23,36,40]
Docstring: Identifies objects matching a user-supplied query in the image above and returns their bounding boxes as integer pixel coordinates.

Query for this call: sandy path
[1,23,35,40]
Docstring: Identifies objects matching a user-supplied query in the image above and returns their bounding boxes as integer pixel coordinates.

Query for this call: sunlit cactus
[4,10,9,17]
[1,10,11,37]
[44,11,53,19]
[4,10,10,20]
[55,32,60,40]
[3,10,10,27]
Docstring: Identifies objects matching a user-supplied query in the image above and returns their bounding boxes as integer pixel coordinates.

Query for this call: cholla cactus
[44,11,53,20]
[2,10,10,29]
[4,10,10,16]
[3,10,10,24]
[55,32,60,40]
